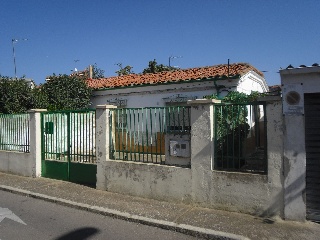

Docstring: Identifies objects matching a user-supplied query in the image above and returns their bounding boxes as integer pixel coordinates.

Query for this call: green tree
[31,86,49,109]
[42,75,92,110]
[205,91,265,168]
[115,63,134,76]
[142,59,176,74]
[0,76,34,113]
[92,63,105,78]
[205,91,264,102]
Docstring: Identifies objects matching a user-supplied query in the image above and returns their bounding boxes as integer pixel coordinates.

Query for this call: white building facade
[280,64,320,222]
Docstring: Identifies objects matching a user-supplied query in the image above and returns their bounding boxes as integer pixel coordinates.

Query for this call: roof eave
[91,75,241,91]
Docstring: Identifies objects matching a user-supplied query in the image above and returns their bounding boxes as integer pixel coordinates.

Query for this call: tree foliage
[205,91,264,167]
[31,86,49,109]
[0,74,92,113]
[91,63,105,78]
[0,76,34,114]
[41,75,92,111]
[204,91,263,103]
[115,63,134,76]
[142,59,176,74]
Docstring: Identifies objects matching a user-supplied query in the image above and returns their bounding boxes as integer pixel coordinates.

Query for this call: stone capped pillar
[187,99,221,203]
[28,109,47,177]
[95,105,117,190]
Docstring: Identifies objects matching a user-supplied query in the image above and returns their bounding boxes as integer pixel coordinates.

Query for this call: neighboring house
[268,85,281,96]
[45,65,94,82]
[87,62,268,108]
[24,78,35,88]
[280,63,320,222]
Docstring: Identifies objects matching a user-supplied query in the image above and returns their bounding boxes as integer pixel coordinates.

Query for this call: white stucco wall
[0,151,34,176]
[91,80,224,108]
[237,71,268,94]
[281,67,320,94]
[280,66,320,221]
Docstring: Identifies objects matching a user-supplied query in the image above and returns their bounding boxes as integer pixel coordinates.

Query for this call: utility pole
[12,38,28,79]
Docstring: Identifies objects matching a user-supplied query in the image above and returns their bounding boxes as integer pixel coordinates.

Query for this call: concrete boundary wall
[0,109,45,177]
[96,99,284,217]
[103,160,192,203]
[188,98,283,216]
[0,102,285,219]
[0,151,34,176]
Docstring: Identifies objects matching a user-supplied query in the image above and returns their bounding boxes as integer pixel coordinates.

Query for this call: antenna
[74,59,80,72]
[12,38,28,79]
[169,55,183,67]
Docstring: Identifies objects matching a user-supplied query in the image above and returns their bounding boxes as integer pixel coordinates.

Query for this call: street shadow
[54,227,100,240]
[255,173,305,220]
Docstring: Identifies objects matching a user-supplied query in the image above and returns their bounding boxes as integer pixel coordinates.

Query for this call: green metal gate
[41,109,96,186]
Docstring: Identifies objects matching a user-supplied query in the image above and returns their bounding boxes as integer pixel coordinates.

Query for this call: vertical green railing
[0,113,30,152]
[214,102,267,174]
[109,106,191,164]
[42,109,96,163]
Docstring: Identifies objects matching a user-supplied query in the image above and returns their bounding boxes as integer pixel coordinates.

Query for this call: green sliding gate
[41,109,96,186]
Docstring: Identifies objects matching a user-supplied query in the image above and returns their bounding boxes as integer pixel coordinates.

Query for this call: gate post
[96,105,117,190]
[187,99,220,203]
[28,109,47,177]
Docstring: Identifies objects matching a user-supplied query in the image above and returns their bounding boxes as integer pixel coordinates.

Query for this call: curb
[0,185,250,240]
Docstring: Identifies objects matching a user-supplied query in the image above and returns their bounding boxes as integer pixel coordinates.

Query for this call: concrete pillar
[95,105,117,190]
[187,99,221,203]
[258,96,285,217]
[283,114,306,221]
[28,109,47,177]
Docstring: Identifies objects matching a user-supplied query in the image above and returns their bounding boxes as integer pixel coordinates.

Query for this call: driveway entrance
[41,110,96,186]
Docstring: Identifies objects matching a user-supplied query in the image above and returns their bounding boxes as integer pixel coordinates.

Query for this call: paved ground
[0,171,319,240]
[0,190,199,240]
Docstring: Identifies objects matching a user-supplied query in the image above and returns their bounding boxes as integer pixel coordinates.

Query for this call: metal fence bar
[109,106,191,164]
[42,109,96,163]
[0,113,30,153]
[214,102,267,174]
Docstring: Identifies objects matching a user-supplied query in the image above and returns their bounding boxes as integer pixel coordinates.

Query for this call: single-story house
[87,62,268,108]
[280,63,320,221]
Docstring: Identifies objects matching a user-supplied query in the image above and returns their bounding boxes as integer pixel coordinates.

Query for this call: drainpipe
[213,79,221,99]
[213,59,230,99]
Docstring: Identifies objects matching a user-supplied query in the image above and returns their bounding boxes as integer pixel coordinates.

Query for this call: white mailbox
[169,140,190,157]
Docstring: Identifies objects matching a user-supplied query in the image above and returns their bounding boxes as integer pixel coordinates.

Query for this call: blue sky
[0,0,319,86]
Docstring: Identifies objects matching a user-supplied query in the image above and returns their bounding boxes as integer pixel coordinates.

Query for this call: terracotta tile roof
[87,63,264,90]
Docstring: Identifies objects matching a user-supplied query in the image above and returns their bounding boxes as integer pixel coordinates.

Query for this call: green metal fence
[0,113,30,152]
[42,109,96,163]
[214,102,267,174]
[109,106,191,164]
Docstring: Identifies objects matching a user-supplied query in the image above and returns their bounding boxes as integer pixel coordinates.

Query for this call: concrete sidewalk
[0,172,319,240]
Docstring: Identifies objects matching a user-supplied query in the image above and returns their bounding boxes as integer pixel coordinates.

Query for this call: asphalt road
[0,190,200,240]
